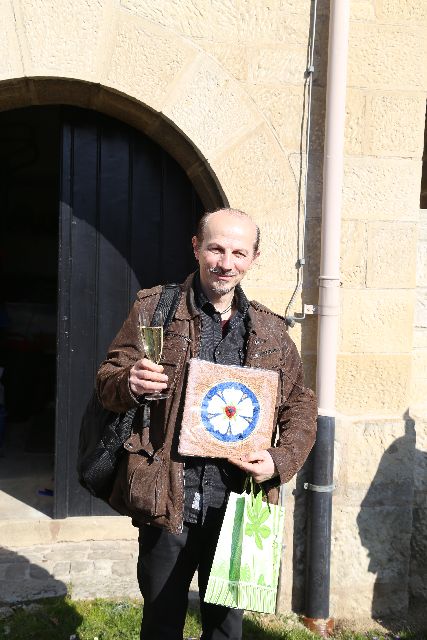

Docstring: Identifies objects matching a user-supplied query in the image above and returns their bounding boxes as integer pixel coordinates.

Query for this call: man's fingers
[133,368,168,383]
[134,358,165,373]
[130,358,168,395]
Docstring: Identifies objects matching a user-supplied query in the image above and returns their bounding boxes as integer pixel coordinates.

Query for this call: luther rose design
[200,381,260,443]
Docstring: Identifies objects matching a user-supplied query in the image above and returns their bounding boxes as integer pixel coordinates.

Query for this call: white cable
[285,0,318,325]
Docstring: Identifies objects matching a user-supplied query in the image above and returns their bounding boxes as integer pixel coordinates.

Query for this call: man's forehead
[203,212,257,243]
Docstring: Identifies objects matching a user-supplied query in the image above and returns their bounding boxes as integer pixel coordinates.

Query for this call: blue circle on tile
[200,381,260,442]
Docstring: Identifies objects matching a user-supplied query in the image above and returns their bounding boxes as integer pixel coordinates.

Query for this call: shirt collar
[193,271,250,316]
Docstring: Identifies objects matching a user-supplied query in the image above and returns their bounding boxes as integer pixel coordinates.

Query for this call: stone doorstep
[0,515,138,548]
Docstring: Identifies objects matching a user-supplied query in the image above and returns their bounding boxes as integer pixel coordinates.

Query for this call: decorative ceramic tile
[178,358,279,458]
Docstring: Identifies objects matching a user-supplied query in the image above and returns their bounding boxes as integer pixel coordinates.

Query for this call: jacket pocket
[109,446,166,518]
[127,449,166,517]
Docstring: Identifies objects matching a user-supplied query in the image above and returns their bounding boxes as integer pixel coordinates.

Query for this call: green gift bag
[204,480,285,614]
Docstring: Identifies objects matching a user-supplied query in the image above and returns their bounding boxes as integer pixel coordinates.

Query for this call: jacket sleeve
[96,298,144,413]
[267,338,317,485]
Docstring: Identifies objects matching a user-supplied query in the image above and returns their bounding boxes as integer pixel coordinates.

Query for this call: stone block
[54,516,138,543]
[340,220,367,286]
[343,158,421,221]
[111,560,137,577]
[44,544,89,562]
[122,1,318,44]
[365,93,426,157]
[93,558,114,574]
[415,291,427,329]
[88,549,132,560]
[52,561,72,579]
[344,90,366,155]
[16,0,107,79]
[340,289,415,353]
[411,353,427,406]
[351,1,376,21]
[367,222,417,288]
[202,43,248,82]
[248,211,299,289]
[347,23,425,90]
[248,45,309,85]
[0,2,24,80]
[336,354,412,415]
[214,125,297,216]
[121,0,238,42]
[163,57,261,158]
[414,328,427,350]
[417,241,427,287]
[375,0,427,23]
[412,350,427,381]
[250,85,326,154]
[105,12,197,113]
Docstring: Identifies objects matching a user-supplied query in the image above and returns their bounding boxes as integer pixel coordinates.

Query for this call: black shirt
[183,274,249,524]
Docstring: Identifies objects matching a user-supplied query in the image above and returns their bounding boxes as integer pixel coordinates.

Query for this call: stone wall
[0,0,426,623]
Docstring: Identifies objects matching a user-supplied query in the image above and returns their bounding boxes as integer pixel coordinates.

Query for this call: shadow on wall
[356,411,426,631]
[0,546,82,633]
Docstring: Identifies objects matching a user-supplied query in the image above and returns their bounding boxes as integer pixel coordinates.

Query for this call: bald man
[97,208,317,640]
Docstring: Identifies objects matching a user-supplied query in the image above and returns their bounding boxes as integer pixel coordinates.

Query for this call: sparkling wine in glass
[138,309,168,400]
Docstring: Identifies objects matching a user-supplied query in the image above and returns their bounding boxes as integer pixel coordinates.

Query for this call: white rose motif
[201,381,260,442]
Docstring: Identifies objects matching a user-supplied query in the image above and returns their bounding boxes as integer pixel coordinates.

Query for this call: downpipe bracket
[304,482,335,493]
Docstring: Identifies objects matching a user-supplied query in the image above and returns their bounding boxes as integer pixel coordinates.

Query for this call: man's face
[192,212,259,297]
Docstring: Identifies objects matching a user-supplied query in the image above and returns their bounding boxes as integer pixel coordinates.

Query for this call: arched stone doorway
[0,104,218,518]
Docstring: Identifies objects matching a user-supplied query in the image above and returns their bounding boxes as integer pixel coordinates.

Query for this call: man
[96,208,317,640]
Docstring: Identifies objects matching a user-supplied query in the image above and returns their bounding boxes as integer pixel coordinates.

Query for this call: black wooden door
[56,108,204,518]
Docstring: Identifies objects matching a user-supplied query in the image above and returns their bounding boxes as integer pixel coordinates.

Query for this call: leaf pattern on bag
[244,488,271,550]
[229,497,245,580]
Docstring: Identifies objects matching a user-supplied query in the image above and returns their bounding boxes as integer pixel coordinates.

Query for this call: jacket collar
[174,271,251,321]
[174,272,199,320]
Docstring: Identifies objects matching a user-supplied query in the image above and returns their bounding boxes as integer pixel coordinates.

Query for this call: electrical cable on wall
[285,0,318,327]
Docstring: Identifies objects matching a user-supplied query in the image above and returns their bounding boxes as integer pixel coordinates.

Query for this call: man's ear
[191,236,199,260]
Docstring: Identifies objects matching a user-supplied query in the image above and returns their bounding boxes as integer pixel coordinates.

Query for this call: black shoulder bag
[76,284,181,502]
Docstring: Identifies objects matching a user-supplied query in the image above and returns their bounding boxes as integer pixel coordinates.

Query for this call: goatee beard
[210,283,235,295]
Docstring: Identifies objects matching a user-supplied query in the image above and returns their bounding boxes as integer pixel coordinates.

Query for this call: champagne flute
[138,308,168,400]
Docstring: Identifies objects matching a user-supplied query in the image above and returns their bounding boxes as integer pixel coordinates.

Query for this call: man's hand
[228,450,279,484]
[129,358,168,396]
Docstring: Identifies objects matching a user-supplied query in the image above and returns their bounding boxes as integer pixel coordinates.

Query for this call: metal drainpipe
[303,0,350,636]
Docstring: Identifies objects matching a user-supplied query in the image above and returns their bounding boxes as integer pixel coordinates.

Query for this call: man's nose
[219,252,233,270]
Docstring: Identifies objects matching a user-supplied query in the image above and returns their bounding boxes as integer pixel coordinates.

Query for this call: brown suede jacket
[96,273,317,533]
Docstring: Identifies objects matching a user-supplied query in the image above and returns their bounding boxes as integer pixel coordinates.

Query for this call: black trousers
[137,509,243,640]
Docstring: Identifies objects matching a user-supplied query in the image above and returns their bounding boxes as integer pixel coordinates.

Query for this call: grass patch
[0,598,424,640]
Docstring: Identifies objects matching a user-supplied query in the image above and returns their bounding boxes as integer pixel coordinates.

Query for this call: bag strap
[151,283,181,330]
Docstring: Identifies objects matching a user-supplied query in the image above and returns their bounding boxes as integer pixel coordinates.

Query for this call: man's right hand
[129,358,168,396]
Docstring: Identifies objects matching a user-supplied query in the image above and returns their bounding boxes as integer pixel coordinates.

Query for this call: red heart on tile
[225,405,236,418]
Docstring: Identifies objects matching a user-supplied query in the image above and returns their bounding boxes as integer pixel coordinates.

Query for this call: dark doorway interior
[0,107,60,517]
[0,105,207,519]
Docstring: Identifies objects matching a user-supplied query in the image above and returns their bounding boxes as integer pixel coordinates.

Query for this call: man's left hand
[228,450,279,483]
